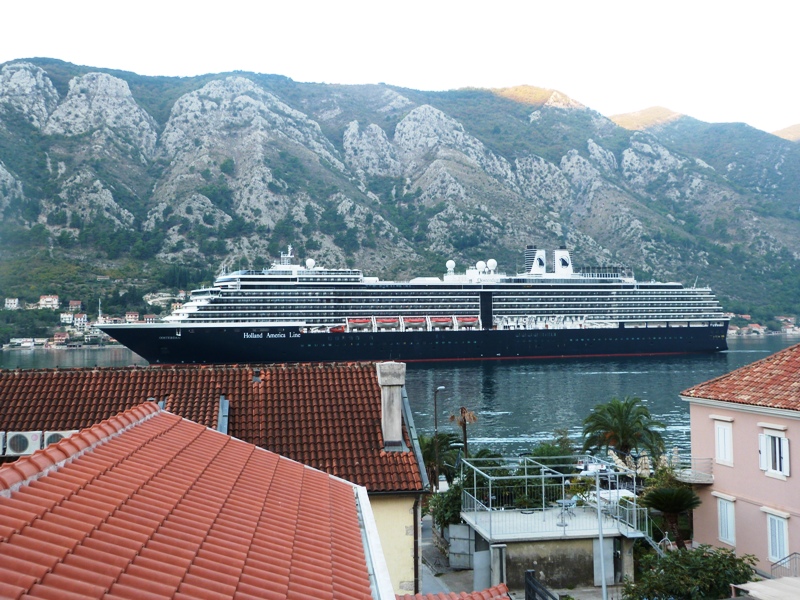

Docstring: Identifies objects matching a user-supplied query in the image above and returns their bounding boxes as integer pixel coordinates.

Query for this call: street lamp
[432,385,445,492]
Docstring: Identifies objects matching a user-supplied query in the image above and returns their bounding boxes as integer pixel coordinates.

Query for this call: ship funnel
[553,248,573,276]
[526,246,546,275]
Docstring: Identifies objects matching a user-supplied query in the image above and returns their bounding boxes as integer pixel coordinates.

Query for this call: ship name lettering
[243,332,263,339]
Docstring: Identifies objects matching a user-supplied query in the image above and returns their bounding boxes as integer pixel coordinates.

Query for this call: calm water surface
[2,336,797,452]
[404,336,799,453]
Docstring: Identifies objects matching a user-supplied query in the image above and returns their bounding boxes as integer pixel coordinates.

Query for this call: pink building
[682,343,800,576]
[124,311,139,323]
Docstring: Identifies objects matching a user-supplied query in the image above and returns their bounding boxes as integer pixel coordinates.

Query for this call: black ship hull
[101,322,729,365]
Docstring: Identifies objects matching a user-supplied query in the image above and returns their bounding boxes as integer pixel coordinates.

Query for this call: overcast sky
[2,0,797,133]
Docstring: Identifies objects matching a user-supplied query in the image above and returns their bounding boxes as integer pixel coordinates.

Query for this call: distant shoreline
[2,344,124,352]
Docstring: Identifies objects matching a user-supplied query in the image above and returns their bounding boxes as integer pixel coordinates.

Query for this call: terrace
[459,453,660,546]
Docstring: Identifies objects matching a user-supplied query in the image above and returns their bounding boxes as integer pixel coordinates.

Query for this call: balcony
[458,454,656,544]
[666,455,714,485]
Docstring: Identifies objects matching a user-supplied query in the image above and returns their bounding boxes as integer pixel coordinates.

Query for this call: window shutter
[759,434,768,470]
[717,498,735,545]
[769,515,779,559]
[781,437,790,476]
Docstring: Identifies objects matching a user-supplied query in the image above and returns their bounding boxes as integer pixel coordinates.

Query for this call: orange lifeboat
[348,318,371,329]
[403,317,426,328]
[430,317,454,328]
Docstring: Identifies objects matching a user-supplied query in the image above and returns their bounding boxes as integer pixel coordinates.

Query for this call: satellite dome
[446,260,456,270]
[487,258,497,271]
[305,258,316,269]
[476,261,487,272]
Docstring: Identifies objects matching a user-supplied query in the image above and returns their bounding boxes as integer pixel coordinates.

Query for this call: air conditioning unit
[4,431,43,456]
[44,430,78,446]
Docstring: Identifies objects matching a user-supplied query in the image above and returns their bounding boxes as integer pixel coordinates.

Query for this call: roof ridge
[0,402,161,496]
[682,342,800,397]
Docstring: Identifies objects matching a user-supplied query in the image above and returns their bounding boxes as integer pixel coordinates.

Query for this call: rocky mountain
[1,58,799,318]
[773,124,800,142]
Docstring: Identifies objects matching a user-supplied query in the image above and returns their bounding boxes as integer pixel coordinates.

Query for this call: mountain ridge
[0,58,798,325]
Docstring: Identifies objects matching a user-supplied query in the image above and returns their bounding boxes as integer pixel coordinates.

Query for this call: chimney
[376,362,406,450]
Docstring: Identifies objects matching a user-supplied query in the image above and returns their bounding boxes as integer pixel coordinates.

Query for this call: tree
[419,432,461,490]
[450,406,477,457]
[623,545,756,600]
[581,396,665,458]
[428,481,463,535]
[640,486,701,550]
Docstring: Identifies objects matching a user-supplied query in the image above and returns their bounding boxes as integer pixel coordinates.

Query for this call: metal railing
[664,454,714,484]
[772,552,800,578]
[525,570,558,600]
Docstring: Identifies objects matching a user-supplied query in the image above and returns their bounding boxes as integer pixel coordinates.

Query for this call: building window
[715,420,733,466]
[717,497,735,545]
[766,512,789,562]
[759,428,790,478]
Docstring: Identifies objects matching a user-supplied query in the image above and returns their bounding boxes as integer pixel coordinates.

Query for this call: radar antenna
[280,245,294,266]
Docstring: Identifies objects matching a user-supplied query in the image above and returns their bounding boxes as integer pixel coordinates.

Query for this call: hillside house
[68,299,83,312]
[682,343,800,576]
[60,312,74,325]
[4,298,19,310]
[38,295,59,310]
[124,311,139,323]
[74,313,88,329]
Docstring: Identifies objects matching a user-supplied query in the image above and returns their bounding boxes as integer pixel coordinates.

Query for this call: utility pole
[432,385,445,492]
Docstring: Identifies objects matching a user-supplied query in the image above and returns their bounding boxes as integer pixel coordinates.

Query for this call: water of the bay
[404,335,799,454]
[2,336,797,453]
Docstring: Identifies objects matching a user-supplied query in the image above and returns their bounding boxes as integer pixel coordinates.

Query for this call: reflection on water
[405,336,798,454]
[0,346,147,370]
[2,336,797,454]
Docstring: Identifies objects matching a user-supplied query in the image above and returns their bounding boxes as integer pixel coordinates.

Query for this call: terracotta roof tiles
[0,403,385,599]
[0,362,424,493]
[682,343,800,409]
[394,584,510,600]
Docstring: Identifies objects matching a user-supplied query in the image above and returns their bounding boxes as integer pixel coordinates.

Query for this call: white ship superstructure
[162,245,726,333]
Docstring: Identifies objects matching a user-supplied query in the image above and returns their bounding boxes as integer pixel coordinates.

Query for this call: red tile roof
[0,403,385,599]
[682,343,800,409]
[0,363,424,493]
[395,584,510,600]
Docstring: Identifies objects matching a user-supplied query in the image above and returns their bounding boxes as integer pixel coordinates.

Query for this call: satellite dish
[306,258,315,269]
[476,261,487,272]
[487,259,497,271]
[446,260,456,270]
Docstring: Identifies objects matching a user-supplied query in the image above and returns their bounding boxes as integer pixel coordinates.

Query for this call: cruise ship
[99,245,729,364]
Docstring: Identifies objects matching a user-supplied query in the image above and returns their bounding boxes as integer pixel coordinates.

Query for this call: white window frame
[764,511,789,562]
[715,495,736,545]
[759,427,790,479]
[715,420,733,466]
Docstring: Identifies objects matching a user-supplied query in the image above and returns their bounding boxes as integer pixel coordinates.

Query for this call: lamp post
[432,385,445,492]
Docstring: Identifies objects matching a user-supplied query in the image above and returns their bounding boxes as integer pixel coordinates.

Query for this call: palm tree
[641,486,701,550]
[450,406,478,457]
[420,432,461,491]
[581,396,665,458]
